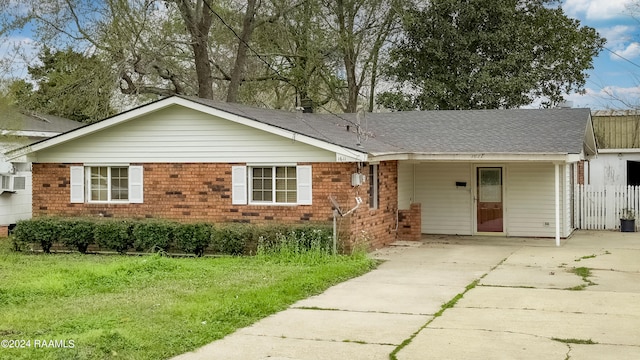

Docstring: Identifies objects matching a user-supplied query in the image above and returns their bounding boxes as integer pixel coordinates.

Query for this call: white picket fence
[575,185,640,230]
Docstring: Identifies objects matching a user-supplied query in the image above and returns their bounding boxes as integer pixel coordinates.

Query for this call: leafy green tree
[7,47,115,122]
[379,0,606,110]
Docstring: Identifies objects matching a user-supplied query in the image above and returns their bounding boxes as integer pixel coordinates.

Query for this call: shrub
[59,218,95,253]
[173,222,212,257]
[211,223,253,255]
[12,217,61,253]
[132,220,175,252]
[94,219,133,254]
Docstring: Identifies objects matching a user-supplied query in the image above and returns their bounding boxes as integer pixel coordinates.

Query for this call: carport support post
[555,162,561,247]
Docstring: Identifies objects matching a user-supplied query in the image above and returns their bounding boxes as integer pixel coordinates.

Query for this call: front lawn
[0,238,375,360]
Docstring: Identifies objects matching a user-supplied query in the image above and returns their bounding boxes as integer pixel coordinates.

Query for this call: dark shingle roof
[183,96,591,155]
[2,111,84,133]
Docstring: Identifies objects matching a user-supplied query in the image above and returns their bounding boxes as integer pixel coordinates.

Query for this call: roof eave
[368,152,580,163]
[5,96,369,162]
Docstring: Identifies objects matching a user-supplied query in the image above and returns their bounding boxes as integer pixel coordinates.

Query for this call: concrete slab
[430,307,640,346]
[172,231,640,360]
[172,334,395,360]
[340,261,490,286]
[457,286,640,316]
[589,269,640,293]
[293,281,462,315]
[237,309,429,345]
[570,249,640,272]
[564,230,640,249]
[397,328,567,360]
[480,264,585,289]
[569,344,640,359]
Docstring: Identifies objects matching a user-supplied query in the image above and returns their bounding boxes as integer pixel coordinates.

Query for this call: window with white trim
[70,165,143,204]
[90,166,129,201]
[251,166,297,204]
[232,165,312,205]
[369,164,378,209]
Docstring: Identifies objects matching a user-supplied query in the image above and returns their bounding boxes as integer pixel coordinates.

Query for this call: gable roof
[184,96,594,157]
[6,95,595,162]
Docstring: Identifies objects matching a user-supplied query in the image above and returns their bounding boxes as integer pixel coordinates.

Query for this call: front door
[477,167,503,232]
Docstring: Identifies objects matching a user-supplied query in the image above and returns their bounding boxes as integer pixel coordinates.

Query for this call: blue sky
[562,0,640,109]
[1,0,640,110]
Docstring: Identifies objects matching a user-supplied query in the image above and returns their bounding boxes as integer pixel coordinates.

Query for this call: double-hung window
[251,166,297,203]
[89,166,129,202]
[70,165,143,203]
[232,165,312,205]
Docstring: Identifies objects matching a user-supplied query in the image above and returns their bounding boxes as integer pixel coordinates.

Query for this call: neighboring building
[588,110,640,187]
[6,96,596,248]
[0,111,83,235]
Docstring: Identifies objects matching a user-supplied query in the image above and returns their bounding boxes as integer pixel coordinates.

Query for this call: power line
[603,45,640,70]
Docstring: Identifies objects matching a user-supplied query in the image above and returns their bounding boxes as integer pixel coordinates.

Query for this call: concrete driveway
[173,231,640,359]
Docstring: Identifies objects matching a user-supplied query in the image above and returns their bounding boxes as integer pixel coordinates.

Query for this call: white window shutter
[232,166,247,205]
[69,166,85,203]
[129,165,144,203]
[297,165,312,205]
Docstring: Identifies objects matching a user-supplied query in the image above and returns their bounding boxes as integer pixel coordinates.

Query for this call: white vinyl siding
[397,162,414,209]
[505,163,567,237]
[414,163,473,235]
[0,170,32,224]
[36,106,336,163]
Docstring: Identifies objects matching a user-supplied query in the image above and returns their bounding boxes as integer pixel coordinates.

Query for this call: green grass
[0,238,375,359]
[552,337,597,345]
[565,266,597,290]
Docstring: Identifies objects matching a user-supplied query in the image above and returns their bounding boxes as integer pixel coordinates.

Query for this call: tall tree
[7,47,115,122]
[379,0,605,110]
[325,0,404,112]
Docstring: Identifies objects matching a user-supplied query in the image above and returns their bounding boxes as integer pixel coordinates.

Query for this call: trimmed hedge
[173,222,212,257]
[12,217,61,253]
[59,218,95,254]
[94,219,134,254]
[10,217,333,256]
[132,220,175,252]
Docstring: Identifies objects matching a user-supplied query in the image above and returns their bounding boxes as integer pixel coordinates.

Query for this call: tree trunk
[336,0,360,113]
[226,0,258,103]
[176,0,214,99]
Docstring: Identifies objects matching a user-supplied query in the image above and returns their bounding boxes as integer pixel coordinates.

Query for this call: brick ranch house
[6,96,596,249]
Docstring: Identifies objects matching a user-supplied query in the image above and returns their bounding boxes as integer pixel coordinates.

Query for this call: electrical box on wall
[351,173,366,186]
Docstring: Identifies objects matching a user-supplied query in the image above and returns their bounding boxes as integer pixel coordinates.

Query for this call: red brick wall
[32,162,399,249]
[346,161,399,250]
[397,203,422,241]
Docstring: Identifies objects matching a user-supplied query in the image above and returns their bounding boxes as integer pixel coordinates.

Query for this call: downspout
[555,163,561,246]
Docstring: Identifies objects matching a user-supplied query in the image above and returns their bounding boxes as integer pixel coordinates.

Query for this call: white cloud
[617,42,640,59]
[600,25,635,46]
[565,86,640,109]
[563,0,633,20]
